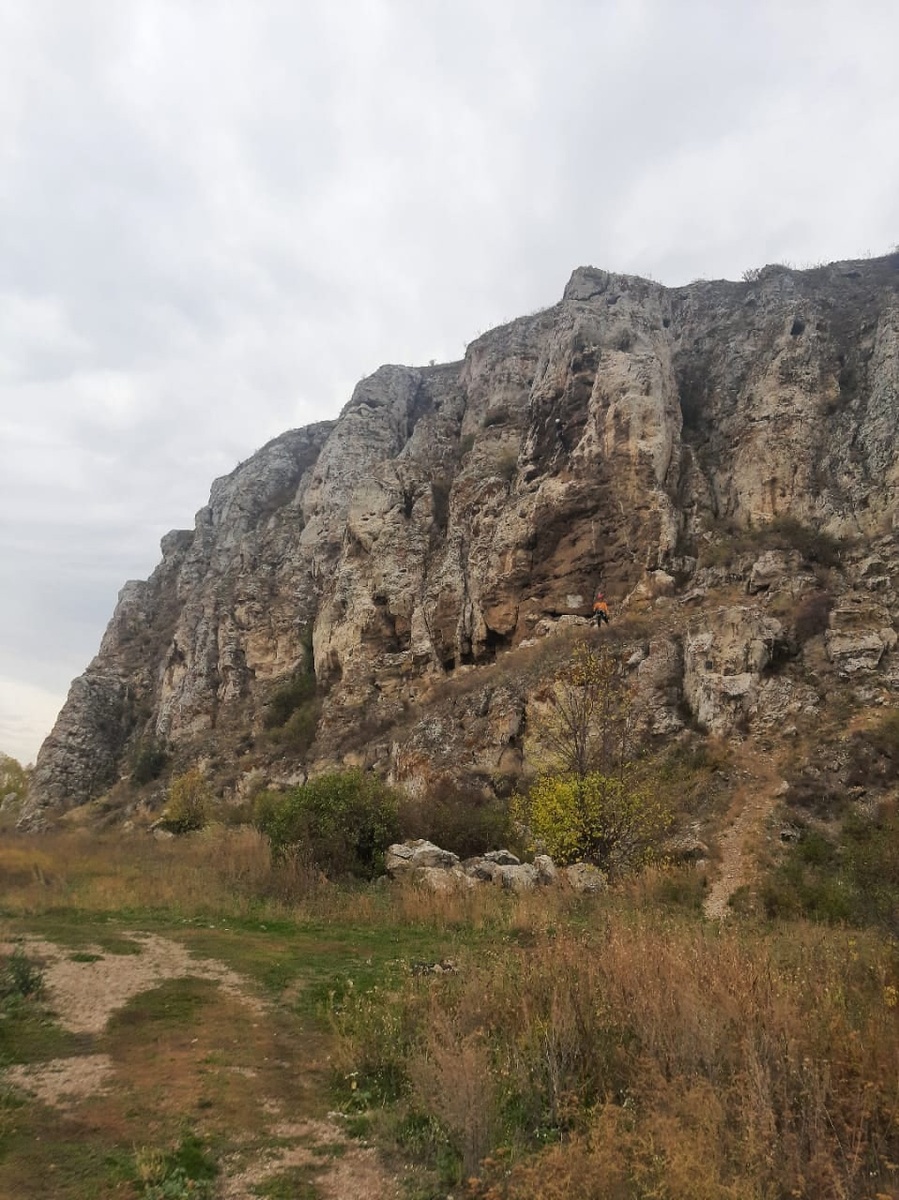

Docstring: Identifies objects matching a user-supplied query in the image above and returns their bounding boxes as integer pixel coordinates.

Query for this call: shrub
[846,710,899,787]
[335,921,899,1197]
[267,699,320,756]
[700,515,842,569]
[793,589,832,642]
[512,771,669,873]
[860,708,899,759]
[766,515,841,566]
[254,770,401,879]
[397,779,516,859]
[162,770,211,834]
[493,448,518,482]
[0,948,44,1000]
[527,643,635,780]
[762,801,899,931]
[430,478,452,532]
[134,1133,216,1199]
[482,407,510,428]
[263,671,316,730]
[0,753,28,805]
[783,772,847,819]
[131,739,169,786]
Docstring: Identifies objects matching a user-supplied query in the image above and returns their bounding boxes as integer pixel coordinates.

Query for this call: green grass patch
[3,917,143,957]
[761,803,899,930]
[107,977,216,1033]
[134,1131,217,1198]
[0,998,84,1066]
[0,1123,136,1199]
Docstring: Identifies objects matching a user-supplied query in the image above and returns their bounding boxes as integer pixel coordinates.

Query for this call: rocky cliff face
[23,254,899,826]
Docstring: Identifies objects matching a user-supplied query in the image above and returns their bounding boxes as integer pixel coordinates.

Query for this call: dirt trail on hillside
[1,932,401,1199]
[703,745,785,920]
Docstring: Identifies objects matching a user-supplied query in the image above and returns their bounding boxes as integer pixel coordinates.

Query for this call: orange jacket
[593,600,609,616]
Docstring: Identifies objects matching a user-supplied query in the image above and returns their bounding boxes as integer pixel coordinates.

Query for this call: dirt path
[1,931,402,1199]
[703,744,786,920]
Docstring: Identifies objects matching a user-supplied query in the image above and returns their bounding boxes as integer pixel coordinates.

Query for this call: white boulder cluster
[384,839,607,893]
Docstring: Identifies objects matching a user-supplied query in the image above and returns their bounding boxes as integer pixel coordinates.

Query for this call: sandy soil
[1,932,402,1198]
[2,932,265,1034]
[4,1054,114,1109]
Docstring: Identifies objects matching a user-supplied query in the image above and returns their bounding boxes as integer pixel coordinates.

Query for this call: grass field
[1,826,897,1199]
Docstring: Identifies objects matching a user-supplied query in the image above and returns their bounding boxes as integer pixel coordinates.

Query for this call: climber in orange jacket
[593,590,610,626]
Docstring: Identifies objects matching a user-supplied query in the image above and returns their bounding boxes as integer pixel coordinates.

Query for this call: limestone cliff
[23,253,899,826]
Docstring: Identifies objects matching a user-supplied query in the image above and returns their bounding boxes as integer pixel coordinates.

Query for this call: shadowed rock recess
[23,254,899,826]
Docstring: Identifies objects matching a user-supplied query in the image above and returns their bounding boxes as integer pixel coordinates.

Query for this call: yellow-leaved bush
[512,769,669,872]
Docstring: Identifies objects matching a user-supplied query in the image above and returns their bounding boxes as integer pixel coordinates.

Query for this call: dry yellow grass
[6,826,899,1197]
[336,917,899,1199]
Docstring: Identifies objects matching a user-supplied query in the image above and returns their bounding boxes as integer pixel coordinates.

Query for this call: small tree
[163,769,211,833]
[516,642,665,871]
[254,770,400,879]
[527,643,634,781]
[0,753,28,806]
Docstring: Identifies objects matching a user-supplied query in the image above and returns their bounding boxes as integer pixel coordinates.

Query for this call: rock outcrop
[383,840,603,894]
[22,253,899,826]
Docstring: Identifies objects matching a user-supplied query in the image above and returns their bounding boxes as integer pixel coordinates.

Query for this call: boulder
[665,835,709,863]
[483,849,520,866]
[415,865,473,892]
[385,839,460,878]
[497,863,538,891]
[825,630,894,674]
[747,549,801,594]
[534,854,558,885]
[564,862,608,893]
[463,856,501,882]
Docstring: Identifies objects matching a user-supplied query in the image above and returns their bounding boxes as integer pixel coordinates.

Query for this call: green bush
[263,671,317,730]
[398,779,517,859]
[0,753,27,805]
[266,699,320,756]
[761,802,899,931]
[131,739,169,786]
[0,948,44,1000]
[162,770,211,834]
[254,770,401,879]
[511,771,669,873]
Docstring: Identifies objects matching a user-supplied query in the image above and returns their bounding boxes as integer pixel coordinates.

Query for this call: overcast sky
[2,0,897,765]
